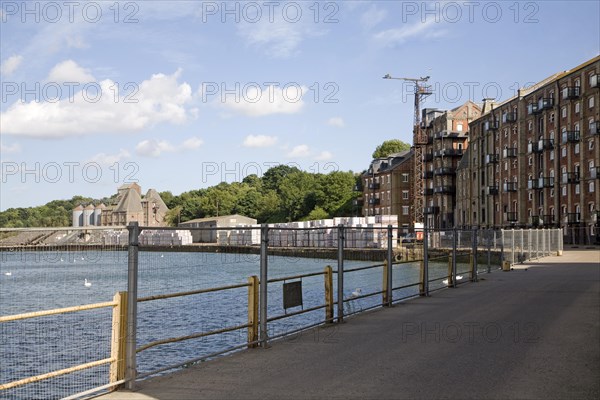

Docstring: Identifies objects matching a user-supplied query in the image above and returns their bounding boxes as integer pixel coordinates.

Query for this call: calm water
[0,250,456,399]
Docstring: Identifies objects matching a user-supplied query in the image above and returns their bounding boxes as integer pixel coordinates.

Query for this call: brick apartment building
[456,56,600,238]
[421,101,482,229]
[361,150,413,233]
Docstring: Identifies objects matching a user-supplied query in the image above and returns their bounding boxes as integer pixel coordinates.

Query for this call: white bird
[351,288,362,298]
[81,257,85,261]
[456,275,464,280]
[84,279,92,287]
[442,279,449,285]
[160,254,164,258]
[60,258,64,262]
[4,272,12,276]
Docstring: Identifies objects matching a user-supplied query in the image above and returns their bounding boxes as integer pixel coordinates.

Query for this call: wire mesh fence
[0,224,567,399]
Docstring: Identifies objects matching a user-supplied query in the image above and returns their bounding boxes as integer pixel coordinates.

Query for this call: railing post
[422,225,429,296]
[337,225,345,323]
[324,266,334,323]
[471,227,478,282]
[487,230,492,274]
[125,221,139,390]
[110,291,128,390]
[386,225,393,306]
[259,224,269,348]
[451,228,457,287]
[247,275,259,348]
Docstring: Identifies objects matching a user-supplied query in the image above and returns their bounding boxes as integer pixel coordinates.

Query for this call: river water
[0,249,460,399]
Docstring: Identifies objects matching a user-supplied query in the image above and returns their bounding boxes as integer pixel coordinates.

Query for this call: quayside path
[99,249,600,400]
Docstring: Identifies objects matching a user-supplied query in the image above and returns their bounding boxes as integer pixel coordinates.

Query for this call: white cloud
[47,59,95,83]
[286,144,311,158]
[315,151,333,161]
[361,5,387,29]
[0,142,21,154]
[1,55,23,76]
[327,117,345,127]
[222,85,306,117]
[1,69,194,138]
[136,137,203,157]
[243,135,278,148]
[181,137,204,150]
[374,19,446,46]
[88,149,131,166]
[237,14,326,59]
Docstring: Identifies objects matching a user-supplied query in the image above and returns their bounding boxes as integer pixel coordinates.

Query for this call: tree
[372,139,411,158]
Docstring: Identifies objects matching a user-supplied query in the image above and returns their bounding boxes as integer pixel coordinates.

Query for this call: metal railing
[0,225,563,399]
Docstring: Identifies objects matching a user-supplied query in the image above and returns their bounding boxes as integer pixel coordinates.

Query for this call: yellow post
[247,276,259,348]
[110,291,128,390]
[469,254,475,281]
[324,266,333,323]
[447,257,453,287]
[382,260,389,306]
[419,261,425,295]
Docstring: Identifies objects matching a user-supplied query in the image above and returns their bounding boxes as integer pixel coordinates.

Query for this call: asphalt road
[98,249,600,400]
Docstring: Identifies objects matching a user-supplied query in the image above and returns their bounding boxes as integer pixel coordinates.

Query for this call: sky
[0,0,599,210]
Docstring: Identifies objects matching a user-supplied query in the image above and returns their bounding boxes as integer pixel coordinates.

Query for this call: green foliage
[0,166,362,227]
[372,139,411,159]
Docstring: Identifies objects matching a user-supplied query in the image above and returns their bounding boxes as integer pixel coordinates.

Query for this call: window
[575,102,580,114]
[550,150,554,160]
[504,161,508,171]
[575,143,580,154]
[528,192,533,201]
[528,121,533,131]
[590,96,595,108]
[457,123,463,131]
[402,206,409,215]
[562,186,567,196]
[402,173,409,182]
[550,113,555,123]
[504,129,508,138]
[575,184,580,194]
[550,188,554,197]
[562,107,567,118]
[590,182,596,193]
[402,191,409,200]
[562,147,567,157]
[528,156,533,166]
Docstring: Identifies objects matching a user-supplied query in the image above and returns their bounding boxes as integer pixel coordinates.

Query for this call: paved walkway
[99,249,600,400]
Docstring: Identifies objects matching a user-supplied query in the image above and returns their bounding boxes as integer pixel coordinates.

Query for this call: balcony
[502,112,517,123]
[485,120,499,131]
[423,153,434,162]
[368,198,380,206]
[566,213,581,225]
[537,139,554,151]
[442,148,463,157]
[561,130,580,144]
[527,142,540,153]
[537,97,554,111]
[505,212,518,222]
[433,186,456,194]
[485,154,499,164]
[538,177,554,188]
[531,216,542,226]
[424,206,440,215]
[434,167,455,176]
[503,182,518,192]
[562,172,580,184]
[527,103,539,115]
[486,186,499,196]
[423,188,434,196]
[502,148,517,158]
[542,214,555,225]
[562,86,580,100]
[368,182,380,190]
[528,179,541,189]
[423,171,434,179]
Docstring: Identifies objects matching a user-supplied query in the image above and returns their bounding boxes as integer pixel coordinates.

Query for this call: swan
[456,275,464,280]
[160,254,164,258]
[84,279,92,287]
[350,288,362,298]
[4,272,12,276]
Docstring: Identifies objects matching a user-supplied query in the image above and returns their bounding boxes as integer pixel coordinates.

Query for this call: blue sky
[1,0,599,210]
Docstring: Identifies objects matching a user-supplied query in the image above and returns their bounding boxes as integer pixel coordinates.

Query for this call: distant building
[361,150,413,233]
[72,183,169,227]
[421,101,482,229]
[178,214,258,243]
